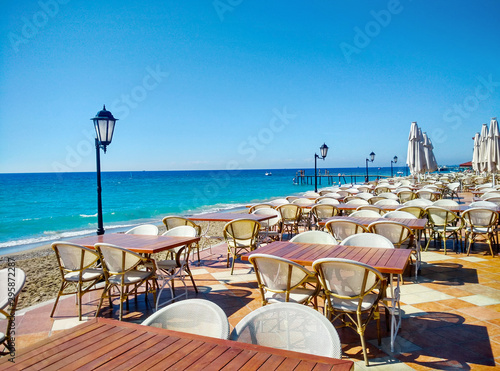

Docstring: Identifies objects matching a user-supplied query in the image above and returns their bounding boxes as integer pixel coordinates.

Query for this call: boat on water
[265,172,272,176]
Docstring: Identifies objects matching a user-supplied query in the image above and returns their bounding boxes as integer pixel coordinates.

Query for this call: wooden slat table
[69,234,200,255]
[0,318,354,370]
[242,241,412,353]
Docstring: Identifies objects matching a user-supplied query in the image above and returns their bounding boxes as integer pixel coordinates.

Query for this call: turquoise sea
[0,167,411,255]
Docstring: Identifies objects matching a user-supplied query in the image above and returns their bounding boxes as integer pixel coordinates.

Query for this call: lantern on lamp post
[391,155,398,177]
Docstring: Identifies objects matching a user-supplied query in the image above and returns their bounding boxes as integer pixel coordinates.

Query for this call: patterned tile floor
[6,194,500,370]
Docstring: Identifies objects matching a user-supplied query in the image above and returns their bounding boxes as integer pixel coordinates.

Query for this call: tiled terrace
[5,194,500,370]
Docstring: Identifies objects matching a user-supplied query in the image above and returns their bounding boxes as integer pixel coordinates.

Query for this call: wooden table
[189,212,273,223]
[70,233,200,255]
[1,318,354,370]
[243,241,411,353]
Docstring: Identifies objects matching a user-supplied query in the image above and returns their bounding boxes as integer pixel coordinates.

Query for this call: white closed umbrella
[472,132,481,173]
[406,122,426,177]
[479,123,489,172]
[487,117,500,185]
[422,132,438,173]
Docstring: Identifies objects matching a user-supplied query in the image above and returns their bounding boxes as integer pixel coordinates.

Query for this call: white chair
[0,268,26,355]
[383,211,417,219]
[248,254,320,308]
[324,219,368,241]
[230,302,342,359]
[252,208,281,242]
[269,198,289,207]
[224,218,261,274]
[432,199,459,209]
[469,200,497,208]
[316,197,340,205]
[345,199,369,206]
[312,258,386,365]
[95,243,158,321]
[290,230,338,244]
[125,224,159,235]
[51,242,104,321]
[378,192,399,200]
[340,233,394,249]
[142,299,230,339]
[374,199,400,206]
[404,199,433,207]
[155,226,198,309]
[356,192,374,201]
[357,205,386,215]
[462,208,498,257]
[350,210,382,218]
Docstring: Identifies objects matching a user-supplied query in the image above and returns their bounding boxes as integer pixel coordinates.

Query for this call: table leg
[384,273,401,353]
[415,230,422,278]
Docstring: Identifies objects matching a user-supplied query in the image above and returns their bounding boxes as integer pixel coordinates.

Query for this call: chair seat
[466,226,492,234]
[329,293,379,312]
[265,287,318,304]
[64,268,103,282]
[108,270,153,285]
[433,226,461,233]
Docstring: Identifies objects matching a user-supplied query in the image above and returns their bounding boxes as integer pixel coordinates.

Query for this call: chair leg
[50,281,66,318]
[185,266,198,293]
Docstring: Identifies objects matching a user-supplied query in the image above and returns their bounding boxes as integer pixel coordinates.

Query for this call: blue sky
[1,0,499,173]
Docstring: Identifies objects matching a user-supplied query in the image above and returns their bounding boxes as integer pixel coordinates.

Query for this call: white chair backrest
[468,200,497,209]
[292,198,315,206]
[404,199,433,206]
[340,233,394,249]
[269,198,289,207]
[378,192,399,200]
[162,225,197,237]
[142,299,230,339]
[345,199,369,206]
[125,224,159,235]
[95,243,143,274]
[230,302,342,359]
[383,211,417,219]
[374,199,400,206]
[349,210,381,218]
[316,197,340,205]
[252,208,281,228]
[290,230,338,244]
[0,268,26,310]
[432,199,459,209]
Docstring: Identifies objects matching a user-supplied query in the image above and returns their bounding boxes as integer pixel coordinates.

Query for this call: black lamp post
[391,155,398,177]
[365,152,375,183]
[314,143,329,192]
[91,105,118,235]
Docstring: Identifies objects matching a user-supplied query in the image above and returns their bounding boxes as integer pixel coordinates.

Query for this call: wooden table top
[243,241,412,275]
[1,318,354,370]
[69,234,200,255]
[319,216,427,230]
[189,212,273,223]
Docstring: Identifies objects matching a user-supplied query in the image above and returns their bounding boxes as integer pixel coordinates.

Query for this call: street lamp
[91,105,118,235]
[365,152,375,183]
[391,155,398,177]
[314,143,329,192]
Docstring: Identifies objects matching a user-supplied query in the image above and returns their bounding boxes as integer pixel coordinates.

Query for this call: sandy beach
[0,220,226,310]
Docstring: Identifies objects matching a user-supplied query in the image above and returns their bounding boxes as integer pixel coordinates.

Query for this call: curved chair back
[425,206,461,227]
[350,210,381,218]
[315,197,340,205]
[324,219,368,241]
[340,233,394,248]
[95,243,146,274]
[396,206,425,219]
[356,205,386,215]
[356,192,373,201]
[432,199,459,209]
[162,216,201,235]
[248,254,319,307]
[162,225,197,255]
[276,204,302,224]
[291,198,315,207]
[462,207,498,228]
[269,198,289,207]
[345,199,369,206]
[367,196,386,205]
[230,302,342,359]
[142,299,230,339]
[248,203,273,213]
[383,211,417,219]
[374,199,400,206]
[469,200,497,208]
[368,221,413,248]
[378,192,399,200]
[404,198,433,206]
[310,204,340,221]
[252,207,281,228]
[125,224,159,235]
[397,190,417,203]
[290,230,338,244]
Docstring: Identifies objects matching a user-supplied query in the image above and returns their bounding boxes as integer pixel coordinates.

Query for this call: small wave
[80,213,97,218]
